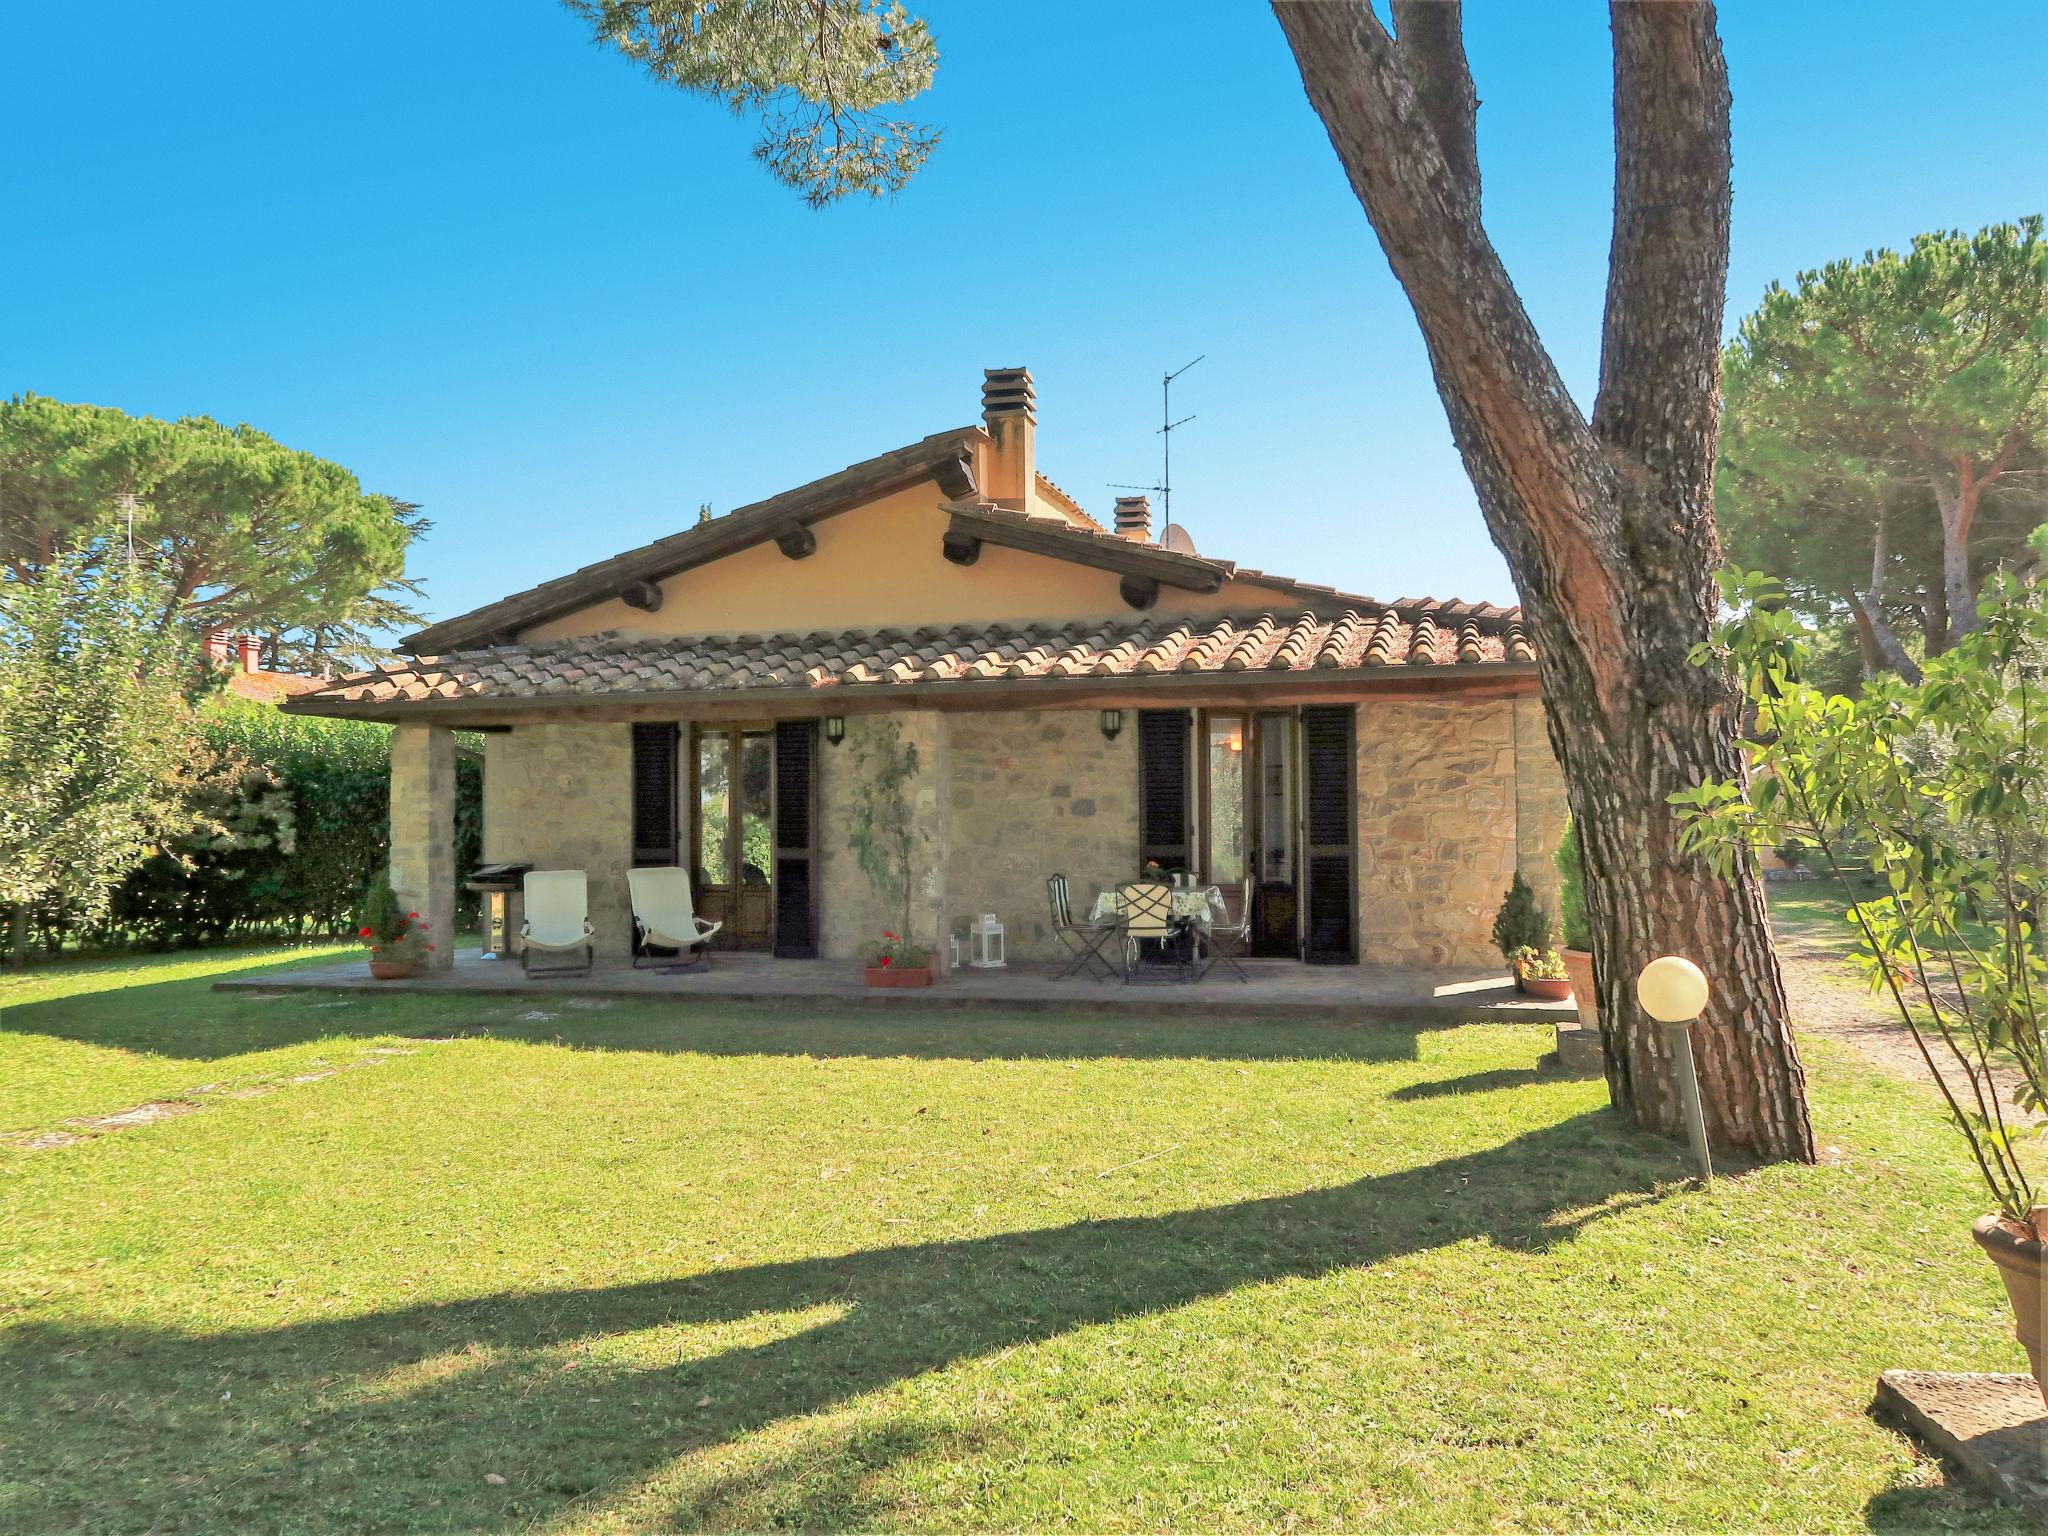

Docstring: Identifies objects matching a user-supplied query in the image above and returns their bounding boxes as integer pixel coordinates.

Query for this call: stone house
[285,368,1567,972]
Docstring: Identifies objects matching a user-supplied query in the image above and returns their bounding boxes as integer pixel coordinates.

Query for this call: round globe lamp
[1637,955,1709,1024]
[1636,955,1714,1183]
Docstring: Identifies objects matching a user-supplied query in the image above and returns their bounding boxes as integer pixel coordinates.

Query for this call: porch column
[389,723,457,972]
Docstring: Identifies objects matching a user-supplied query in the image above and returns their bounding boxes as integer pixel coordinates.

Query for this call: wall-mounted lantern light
[824,715,846,747]
[1099,709,1124,742]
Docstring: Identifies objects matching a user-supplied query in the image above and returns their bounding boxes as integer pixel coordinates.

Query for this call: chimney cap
[1113,494,1153,543]
[981,366,1035,424]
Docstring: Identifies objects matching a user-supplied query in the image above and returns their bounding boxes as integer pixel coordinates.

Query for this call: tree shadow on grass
[1861,1483,2039,1533]
[0,963,1457,1067]
[1387,1063,1571,1101]
[1,1110,1674,1534]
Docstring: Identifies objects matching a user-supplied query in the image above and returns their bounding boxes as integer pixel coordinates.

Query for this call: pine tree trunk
[1274,0,1815,1161]
[1934,472,1981,648]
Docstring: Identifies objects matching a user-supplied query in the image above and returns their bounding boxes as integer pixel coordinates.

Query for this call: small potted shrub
[864,931,933,988]
[1555,816,1598,1028]
[1490,872,1553,993]
[358,874,431,980]
[1509,945,1574,1002]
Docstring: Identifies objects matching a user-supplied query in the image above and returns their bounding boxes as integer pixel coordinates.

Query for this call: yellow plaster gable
[517,484,1279,644]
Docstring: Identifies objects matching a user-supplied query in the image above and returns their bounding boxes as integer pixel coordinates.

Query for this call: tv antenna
[114,491,141,568]
[1111,353,1203,530]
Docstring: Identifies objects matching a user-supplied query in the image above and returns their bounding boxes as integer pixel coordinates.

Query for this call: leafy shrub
[1490,871,1552,962]
[1555,816,1592,951]
[1677,570,2048,1226]
[71,700,481,950]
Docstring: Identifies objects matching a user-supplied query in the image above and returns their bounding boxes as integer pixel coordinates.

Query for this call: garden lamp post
[1636,956,1713,1184]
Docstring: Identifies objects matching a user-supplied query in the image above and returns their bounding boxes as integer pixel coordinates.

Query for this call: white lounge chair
[520,870,595,977]
[629,866,722,971]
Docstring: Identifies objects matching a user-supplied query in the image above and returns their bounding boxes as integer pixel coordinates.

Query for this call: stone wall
[466,695,1566,974]
[482,723,635,956]
[818,711,952,964]
[1355,698,1520,968]
[943,709,1136,961]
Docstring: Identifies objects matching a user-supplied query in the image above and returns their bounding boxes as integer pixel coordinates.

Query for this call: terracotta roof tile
[287,604,1528,716]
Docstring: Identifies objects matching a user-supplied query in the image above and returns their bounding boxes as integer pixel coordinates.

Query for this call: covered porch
[218,947,1575,1024]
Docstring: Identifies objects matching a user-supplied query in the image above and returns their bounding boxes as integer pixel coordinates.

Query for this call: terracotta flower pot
[1972,1212,2047,1406]
[1560,948,1598,1029]
[368,958,416,981]
[864,965,933,989]
[1521,975,1573,1002]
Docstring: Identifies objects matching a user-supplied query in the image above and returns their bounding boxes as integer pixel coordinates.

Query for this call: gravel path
[1776,911,2037,1124]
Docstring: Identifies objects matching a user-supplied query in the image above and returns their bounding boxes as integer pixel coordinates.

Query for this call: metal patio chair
[1048,873,1118,981]
[1195,887,1252,983]
[1118,880,1189,984]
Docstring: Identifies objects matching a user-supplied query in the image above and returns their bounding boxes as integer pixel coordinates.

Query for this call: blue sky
[4,1,2043,625]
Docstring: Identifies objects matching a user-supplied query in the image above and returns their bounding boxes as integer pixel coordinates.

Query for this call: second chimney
[980,366,1035,509]
[1113,494,1152,543]
[238,635,263,674]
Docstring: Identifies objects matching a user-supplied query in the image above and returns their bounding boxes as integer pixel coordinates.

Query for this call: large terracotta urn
[1972,1211,2047,1405]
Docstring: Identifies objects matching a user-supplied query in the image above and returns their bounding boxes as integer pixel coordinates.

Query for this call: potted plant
[1555,816,1598,1028]
[1678,571,2048,1401]
[358,874,431,980]
[845,718,938,988]
[863,931,934,987]
[1509,945,1574,1002]
[1491,872,1553,993]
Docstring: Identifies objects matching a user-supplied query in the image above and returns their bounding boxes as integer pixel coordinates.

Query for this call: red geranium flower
[359,926,373,938]
[880,955,893,967]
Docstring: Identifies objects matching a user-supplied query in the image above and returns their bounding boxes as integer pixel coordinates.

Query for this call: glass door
[692,725,775,948]
[1200,712,1248,922]
[1250,711,1300,956]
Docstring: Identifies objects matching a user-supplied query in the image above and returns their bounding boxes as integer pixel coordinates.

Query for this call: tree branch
[1388,0,1479,220]
[1590,0,1732,493]
[1269,1,1613,588]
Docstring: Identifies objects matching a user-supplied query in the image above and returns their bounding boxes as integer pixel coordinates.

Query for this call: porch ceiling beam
[943,507,1227,593]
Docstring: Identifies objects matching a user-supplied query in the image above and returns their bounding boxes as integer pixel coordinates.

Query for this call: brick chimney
[238,635,263,673]
[204,628,233,667]
[980,366,1035,509]
[1113,494,1152,543]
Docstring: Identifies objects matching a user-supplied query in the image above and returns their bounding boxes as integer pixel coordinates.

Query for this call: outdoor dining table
[1087,884,1227,931]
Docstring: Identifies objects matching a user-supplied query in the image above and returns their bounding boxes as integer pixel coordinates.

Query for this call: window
[1203,713,1246,887]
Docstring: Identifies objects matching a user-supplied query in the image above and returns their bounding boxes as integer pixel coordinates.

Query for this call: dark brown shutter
[772,719,820,957]
[1136,709,1193,873]
[1301,704,1357,964]
[630,723,679,866]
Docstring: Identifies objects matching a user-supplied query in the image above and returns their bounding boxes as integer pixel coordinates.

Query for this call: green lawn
[0,950,2033,1533]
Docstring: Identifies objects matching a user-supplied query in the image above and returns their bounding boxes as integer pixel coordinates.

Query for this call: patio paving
[217,949,1577,1023]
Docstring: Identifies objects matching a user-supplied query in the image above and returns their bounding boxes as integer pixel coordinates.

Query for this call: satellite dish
[1159,522,1198,557]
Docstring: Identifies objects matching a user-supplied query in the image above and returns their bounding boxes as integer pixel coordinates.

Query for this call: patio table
[1088,885,1225,931]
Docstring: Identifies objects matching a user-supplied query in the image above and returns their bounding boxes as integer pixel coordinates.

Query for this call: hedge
[67,700,481,951]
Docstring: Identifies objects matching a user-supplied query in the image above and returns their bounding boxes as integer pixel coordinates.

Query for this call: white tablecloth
[1088,886,1225,931]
